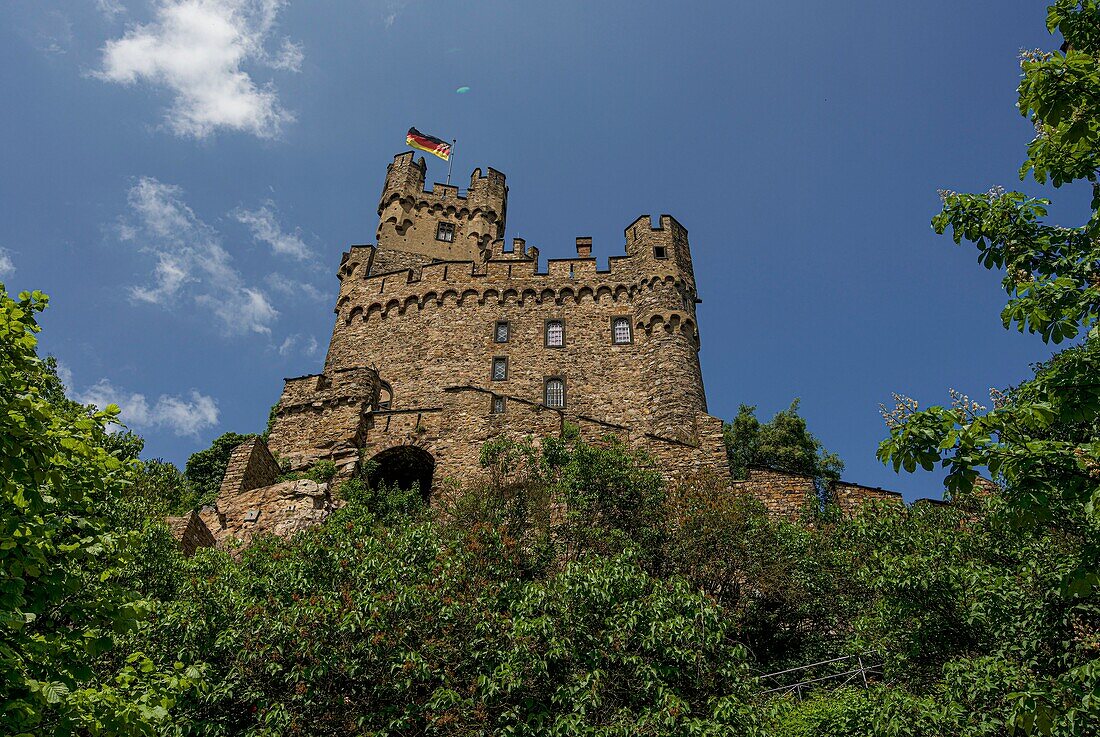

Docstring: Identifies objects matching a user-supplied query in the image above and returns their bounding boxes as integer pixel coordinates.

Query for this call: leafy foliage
[0,284,201,735]
[724,400,844,485]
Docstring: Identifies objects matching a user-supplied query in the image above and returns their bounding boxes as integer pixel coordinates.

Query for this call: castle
[169,153,904,550]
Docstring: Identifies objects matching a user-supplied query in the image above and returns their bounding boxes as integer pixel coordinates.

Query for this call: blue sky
[0,1,1089,501]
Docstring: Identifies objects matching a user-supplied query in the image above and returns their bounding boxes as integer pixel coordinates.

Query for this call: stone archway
[367,445,435,499]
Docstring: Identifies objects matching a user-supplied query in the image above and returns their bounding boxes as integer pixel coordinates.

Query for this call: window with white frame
[491,357,508,381]
[545,319,564,347]
[545,378,565,408]
[612,317,632,344]
[436,221,455,242]
[494,321,510,343]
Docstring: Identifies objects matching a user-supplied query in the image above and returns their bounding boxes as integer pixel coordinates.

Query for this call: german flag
[406,127,452,161]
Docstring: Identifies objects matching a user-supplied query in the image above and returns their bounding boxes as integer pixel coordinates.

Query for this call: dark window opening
[436,222,455,242]
[654,245,668,259]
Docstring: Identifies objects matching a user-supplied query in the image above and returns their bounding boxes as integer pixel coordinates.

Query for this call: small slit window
[545,378,565,408]
[494,321,510,343]
[612,317,632,345]
[545,320,564,347]
[654,245,668,259]
[436,222,455,242]
[491,357,508,381]
[491,395,506,414]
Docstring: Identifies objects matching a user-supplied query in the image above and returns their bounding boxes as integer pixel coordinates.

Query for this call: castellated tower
[265,152,730,497]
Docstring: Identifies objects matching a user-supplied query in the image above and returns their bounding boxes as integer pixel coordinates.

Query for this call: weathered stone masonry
[265,152,729,497]
[171,153,917,552]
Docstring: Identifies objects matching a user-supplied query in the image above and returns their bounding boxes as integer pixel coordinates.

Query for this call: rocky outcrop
[166,438,343,554]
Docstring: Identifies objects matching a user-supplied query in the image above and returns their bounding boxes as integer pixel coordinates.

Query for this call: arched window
[545,319,564,347]
[545,378,565,408]
[377,382,392,411]
[612,317,632,344]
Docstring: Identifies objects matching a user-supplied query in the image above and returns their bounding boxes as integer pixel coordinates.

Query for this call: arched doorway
[367,446,435,499]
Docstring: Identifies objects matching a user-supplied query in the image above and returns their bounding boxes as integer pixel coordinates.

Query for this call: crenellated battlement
[282,153,724,502]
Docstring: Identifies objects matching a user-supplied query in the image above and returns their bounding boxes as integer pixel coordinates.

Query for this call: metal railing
[756,653,883,700]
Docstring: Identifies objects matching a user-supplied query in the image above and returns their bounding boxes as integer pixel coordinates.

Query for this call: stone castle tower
[264,152,730,496]
[169,154,913,551]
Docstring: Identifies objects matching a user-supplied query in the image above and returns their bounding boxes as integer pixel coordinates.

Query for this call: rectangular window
[612,317,633,344]
[654,245,667,259]
[436,222,455,242]
[545,319,564,347]
[494,321,510,343]
[491,395,506,414]
[491,356,508,381]
[545,378,565,409]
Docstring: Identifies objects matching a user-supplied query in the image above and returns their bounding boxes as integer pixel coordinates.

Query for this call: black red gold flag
[406,127,452,160]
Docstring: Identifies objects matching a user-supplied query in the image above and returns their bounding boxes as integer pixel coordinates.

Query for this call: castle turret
[374,152,508,266]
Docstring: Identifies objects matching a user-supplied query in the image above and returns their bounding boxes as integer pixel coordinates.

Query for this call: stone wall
[165,510,215,556]
[731,467,818,518]
[830,481,904,514]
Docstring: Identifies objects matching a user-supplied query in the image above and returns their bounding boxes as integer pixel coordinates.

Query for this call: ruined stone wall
[165,510,215,556]
[267,367,379,472]
[830,481,903,515]
[731,467,818,518]
[219,438,281,497]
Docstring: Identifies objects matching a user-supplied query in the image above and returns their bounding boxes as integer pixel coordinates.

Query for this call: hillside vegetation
[2,2,1099,734]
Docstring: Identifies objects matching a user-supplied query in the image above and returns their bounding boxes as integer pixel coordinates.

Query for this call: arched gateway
[367,446,435,499]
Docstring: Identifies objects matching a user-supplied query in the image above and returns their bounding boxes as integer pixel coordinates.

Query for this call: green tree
[0,285,200,735]
[876,3,1100,733]
[724,400,844,484]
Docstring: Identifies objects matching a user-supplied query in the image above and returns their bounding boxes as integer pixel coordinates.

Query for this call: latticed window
[545,378,565,408]
[612,317,632,344]
[492,395,505,414]
[494,321,510,343]
[545,320,564,347]
[436,222,455,242]
[492,357,508,381]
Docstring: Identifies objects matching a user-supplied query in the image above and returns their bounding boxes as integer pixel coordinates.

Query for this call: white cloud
[75,377,219,436]
[95,0,300,139]
[121,176,278,335]
[277,333,318,357]
[0,248,15,279]
[232,200,311,260]
[266,272,327,302]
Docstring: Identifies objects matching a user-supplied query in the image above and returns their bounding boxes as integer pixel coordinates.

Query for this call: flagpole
[446,139,457,185]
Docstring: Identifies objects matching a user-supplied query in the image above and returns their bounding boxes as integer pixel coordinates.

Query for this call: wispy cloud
[277,333,318,357]
[95,0,301,139]
[0,248,15,279]
[75,377,219,437]
[96,0,127,19]
[233,200,312,260]
[121,176,278,335]
[266,272,327,302]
